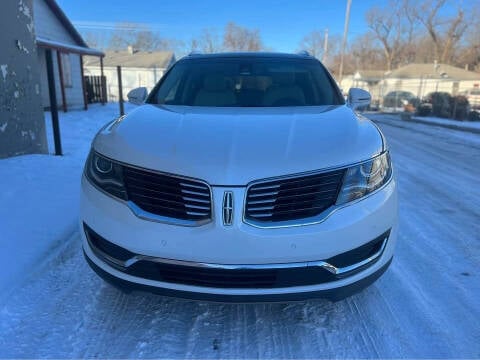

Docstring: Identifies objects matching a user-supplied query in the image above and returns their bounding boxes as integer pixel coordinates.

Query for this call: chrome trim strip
[127,201,212,227]
[86,231,388,276]
[242,151,392,229]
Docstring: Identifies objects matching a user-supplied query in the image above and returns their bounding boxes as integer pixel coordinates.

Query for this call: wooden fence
[84,75,106,104]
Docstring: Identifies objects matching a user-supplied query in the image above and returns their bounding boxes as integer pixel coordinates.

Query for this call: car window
[148,58,344,107]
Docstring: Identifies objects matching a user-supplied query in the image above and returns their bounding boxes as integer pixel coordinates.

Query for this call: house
[380,63,480,99]
[33,0,104,111]
[340,70,387,106]
[84,48,175,102]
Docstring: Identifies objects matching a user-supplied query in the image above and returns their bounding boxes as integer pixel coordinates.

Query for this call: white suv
[81,52,398,302]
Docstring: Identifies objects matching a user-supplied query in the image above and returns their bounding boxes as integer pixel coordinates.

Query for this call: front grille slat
[248,198,335,212]
[245,169,345,223]
[133,201,209,217]
[125,176,210,198]
[127,191,209,209]
[248,171,344,190]
[248,190,280,198]
[123,166,212,222]
[248,188,339,204]
[180,189,211,197]
[248,181,340,197]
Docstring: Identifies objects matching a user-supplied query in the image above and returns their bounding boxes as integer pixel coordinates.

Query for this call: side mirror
[127,87,147,105]
[347,88,371,110]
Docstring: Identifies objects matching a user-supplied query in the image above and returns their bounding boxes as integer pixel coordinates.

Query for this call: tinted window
[148,58,344,107]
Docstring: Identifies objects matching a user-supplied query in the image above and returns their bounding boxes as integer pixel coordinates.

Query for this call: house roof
[36,0,103,57]
[84,50,175,68]
[43,0,87,47]
[387,63,480,81]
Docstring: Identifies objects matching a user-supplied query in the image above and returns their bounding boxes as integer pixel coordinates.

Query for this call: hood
[93,104,383,185]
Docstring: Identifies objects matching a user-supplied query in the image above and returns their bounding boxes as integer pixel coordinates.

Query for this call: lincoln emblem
[222,191,234,226]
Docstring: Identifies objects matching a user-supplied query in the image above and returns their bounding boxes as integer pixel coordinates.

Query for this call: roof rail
[188,50,203,56]
[297,50,311,57]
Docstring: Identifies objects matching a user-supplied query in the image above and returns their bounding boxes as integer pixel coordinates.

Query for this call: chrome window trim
[242,151,392,229]
[86,229,388,277]
[85,150,214,227]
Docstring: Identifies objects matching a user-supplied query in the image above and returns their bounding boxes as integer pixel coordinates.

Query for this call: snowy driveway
[1,114,479,358]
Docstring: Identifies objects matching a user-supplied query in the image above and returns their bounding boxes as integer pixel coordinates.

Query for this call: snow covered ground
[371,111,480,133]
[1,106,479,358]
[412,115,480,131]
[0,103,133,294]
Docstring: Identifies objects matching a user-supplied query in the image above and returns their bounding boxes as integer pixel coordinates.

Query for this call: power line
[73,21,166,32]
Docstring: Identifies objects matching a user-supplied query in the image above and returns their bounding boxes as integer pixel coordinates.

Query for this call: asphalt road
[1,114,479,358]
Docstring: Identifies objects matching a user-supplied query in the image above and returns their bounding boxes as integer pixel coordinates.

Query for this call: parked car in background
[382,91,416,112]
[460,88,480,111]
[81,52,398,302]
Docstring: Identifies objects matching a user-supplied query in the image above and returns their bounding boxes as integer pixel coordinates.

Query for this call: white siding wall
[33,0,76,45]
[64,54,84,109]
[339,76,383,104]
[84,66,166,101]
[38,48,85,109]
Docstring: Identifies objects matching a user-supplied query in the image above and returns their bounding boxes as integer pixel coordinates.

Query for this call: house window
[60,53,72,87]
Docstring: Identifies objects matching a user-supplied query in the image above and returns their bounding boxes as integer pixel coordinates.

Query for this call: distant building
[339,70,387,106]
[341,63,480,106]
[84,48,175,101]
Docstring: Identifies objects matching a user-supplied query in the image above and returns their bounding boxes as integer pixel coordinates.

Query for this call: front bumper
[84,249,393,302]
[81,174,398,302]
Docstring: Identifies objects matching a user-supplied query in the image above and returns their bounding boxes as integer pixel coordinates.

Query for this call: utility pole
[338,0,352,85]
[322,28,329,63]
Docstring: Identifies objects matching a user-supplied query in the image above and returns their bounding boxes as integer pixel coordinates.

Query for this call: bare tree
[82,31,110,50]
[223,22,263,51]
[108,22,171,51]
[366,2,404,70]
[83,32,99,48]
[350,33,386,70]
[399,0,420,64]
[456,4,480,70]
[194,28,222,53]
[413,0,467,63]
[298,30,324,59]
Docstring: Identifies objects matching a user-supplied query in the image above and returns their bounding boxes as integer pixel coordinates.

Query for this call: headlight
[336,152,392,205]
[84,150,127,200]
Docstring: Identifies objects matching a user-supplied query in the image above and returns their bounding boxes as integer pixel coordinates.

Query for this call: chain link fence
[342,76,480,120]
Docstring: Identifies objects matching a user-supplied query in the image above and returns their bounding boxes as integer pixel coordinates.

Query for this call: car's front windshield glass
[147,58,344,107]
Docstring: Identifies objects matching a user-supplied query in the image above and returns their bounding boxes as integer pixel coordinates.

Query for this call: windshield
[147,57,344,107]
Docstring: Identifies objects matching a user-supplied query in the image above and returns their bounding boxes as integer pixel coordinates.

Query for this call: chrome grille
[245,169,345,223]
[123,166,211,222]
